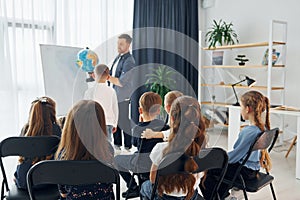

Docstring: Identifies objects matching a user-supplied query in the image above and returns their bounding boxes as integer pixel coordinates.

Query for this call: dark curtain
[130,0,199,123]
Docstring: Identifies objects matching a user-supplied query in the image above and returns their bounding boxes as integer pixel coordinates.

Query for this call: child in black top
[141,90,183,141]
[114,92,168,198]
[14,96,61,189]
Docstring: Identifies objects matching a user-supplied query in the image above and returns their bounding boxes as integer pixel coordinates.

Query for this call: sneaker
[114,145,121,151]
[231,187,243,199]
[114,148,122,156]
[122,186,140,198]
[124,147,131,152]
[114,145,122,156]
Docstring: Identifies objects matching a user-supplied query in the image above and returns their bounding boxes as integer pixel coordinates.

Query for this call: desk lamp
[231,76,256,106]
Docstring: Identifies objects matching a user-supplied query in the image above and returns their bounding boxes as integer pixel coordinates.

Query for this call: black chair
[27,160,120,200]
[126,171,149,200]
[0,136,60,200]
[222,127,279,200]
[150,147,228,200]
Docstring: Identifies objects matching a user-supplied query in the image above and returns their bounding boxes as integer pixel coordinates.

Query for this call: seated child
[141,90,183,141]
[14,96,61,189]
[55,100,115,199]
[114,92,169,198]
[140,95,207,199]
[200,90,272,199]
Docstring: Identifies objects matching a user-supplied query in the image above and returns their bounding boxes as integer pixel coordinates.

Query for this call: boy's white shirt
[162,130,170,141]
[84,82,119,127]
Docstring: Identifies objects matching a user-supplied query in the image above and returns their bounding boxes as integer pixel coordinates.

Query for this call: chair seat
[6,184,60,200]
[6,185,30,200]
[232,172,274,193]
[244,172,274,192]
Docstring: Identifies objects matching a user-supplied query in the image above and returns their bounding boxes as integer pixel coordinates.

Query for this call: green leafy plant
[205,19,239,49]
[145,65,176,118]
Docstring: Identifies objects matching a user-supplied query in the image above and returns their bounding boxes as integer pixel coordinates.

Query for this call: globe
[76,47,99,72]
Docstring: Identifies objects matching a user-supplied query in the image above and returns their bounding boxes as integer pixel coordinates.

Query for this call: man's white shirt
[110,54,122,88]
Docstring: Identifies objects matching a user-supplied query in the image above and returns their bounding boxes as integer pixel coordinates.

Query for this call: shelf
[201,101,231,107]
[202,65,285,69]
[200,21,287,110]
[201,84,284,90]
[203,41,286,50]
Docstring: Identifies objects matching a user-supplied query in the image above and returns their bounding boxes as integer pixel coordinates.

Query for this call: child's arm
[142,129,170,141]
[112,90,118,131]
[228,127,257,163]
[141,128,163,139]
[131,126,142,148]
[149,164,158,183]
[58,185,68,199]
[108,76,122,87]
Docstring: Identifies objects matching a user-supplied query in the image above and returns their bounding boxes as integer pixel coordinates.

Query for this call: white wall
[200,0,300,109]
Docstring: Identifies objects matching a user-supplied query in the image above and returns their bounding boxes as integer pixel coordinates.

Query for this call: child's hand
[60,193,67,199]
[141,128,155,139]
[112,127,117,133]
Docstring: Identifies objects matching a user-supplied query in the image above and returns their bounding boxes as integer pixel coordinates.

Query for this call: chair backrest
[224,127,280,195]
[0,136,60,158]
[0,136,60,195]
[241,127,279,166]
[151,147,228,200]
[27,160,120,200]
[252,128,279,153]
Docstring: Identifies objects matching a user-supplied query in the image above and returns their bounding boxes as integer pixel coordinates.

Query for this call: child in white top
[84,64,118,143]
[140,96,207,199]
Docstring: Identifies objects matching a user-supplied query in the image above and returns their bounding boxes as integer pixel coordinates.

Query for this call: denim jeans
[140,180,199,200]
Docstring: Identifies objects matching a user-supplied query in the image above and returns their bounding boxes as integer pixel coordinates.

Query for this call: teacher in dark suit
[109,33,135,152]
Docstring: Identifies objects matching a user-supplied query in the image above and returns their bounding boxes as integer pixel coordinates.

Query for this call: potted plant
[145,65,176,118]
[205,19,239,65]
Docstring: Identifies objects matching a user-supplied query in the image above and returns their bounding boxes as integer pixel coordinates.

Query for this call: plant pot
[212,51,224,65]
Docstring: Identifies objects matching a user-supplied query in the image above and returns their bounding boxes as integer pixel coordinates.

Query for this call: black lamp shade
[232,75,256,106]
[246,76,256,87]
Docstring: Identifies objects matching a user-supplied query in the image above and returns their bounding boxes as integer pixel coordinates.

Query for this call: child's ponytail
[264,96,270,130]
[260,96,272,171]
[260,149,272,172]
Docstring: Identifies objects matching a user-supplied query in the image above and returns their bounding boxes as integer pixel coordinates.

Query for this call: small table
[227,105,300,179]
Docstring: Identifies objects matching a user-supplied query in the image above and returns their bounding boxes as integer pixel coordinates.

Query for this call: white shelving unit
[199,20,287,108]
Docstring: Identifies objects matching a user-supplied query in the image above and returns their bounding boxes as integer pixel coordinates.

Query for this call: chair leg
[137,175,143,200]
[125,174,136,200]
[270,183,277,200]
[242,189,248,200]
[285,136,297,158]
